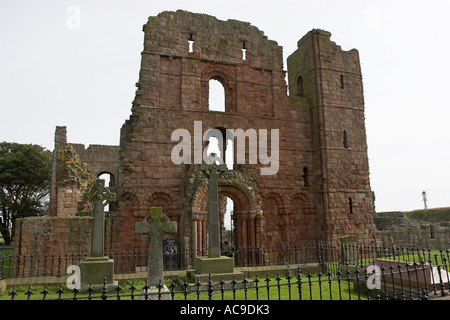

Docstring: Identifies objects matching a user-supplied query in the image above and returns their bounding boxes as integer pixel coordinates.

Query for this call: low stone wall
[374,212,450,249]
[12,214,120,277]
[376,223,450,249]
[14,216,92,257]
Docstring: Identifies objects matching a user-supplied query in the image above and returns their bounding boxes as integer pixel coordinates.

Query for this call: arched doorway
[191,181,260,258]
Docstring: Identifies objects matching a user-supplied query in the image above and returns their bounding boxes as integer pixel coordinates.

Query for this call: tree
[0,142,52,245]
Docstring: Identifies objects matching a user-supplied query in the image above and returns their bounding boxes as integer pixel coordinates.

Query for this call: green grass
[171,275,367,301]
[0,249,15,280]
[369,249,448,266]
[337,249,449,270]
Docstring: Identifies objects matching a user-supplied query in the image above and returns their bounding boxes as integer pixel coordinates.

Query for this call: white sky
[0,0,449,213]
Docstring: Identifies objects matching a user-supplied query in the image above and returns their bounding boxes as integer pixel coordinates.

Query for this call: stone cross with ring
[135,207,177,286]
[83,179,116,257]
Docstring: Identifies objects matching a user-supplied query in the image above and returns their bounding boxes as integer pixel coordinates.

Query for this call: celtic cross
[83,179,116,257]
[135,207,177,286]
[200,153,227,258]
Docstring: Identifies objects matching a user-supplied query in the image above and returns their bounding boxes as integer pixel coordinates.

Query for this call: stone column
[202,219,207,254]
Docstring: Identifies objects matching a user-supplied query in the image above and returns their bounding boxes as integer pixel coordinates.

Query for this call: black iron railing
[2,243,449,282]
[1,263,449,300]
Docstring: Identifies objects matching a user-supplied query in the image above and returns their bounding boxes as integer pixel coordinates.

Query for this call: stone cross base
[193,256,244,283]
[79,256,115,292]
[195,256,234,274]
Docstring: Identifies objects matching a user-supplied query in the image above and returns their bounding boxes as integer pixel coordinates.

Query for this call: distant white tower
[422,190,428,209]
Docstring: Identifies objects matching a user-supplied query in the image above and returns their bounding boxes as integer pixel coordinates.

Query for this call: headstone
[79,179,116,291]
[136,207,177,300]
[163,239,180,270]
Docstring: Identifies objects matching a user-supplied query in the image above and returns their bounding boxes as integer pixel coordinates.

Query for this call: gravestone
[79,179,116,291]
[163,239,180,270]
[195,154,235,278]
[136,206,177,300]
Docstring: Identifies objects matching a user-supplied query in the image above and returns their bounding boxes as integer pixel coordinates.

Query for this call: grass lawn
[334,249,449,271]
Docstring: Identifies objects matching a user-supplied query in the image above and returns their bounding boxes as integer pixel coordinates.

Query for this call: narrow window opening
[188,34,194,53]
[340,74,345,89]
[343,130,349,149]
[208,79,225,112]
[98,173,114,211]
[296,75,304,97]
[225,138,234,170]
[242,42,247,61]
[349,197,353,215]
[206,136,221,162]
[223,197,235,254]
[205,127,229,167]
[302,166,309,187]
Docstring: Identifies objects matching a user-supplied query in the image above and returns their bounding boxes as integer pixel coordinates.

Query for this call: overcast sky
[1,0,449,213]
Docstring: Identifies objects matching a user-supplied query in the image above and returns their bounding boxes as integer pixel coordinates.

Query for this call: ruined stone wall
[40,12,376,263]
[116,11,376,256]
[374,212,450,249]
[15,217,92,256]
[49,126,120,217]
[116,11,317,254]
[376,223,450,249]
[71,144,120,186]
[13,215,119,276]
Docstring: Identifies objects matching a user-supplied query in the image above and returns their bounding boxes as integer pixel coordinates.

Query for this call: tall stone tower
[287,30,375,243]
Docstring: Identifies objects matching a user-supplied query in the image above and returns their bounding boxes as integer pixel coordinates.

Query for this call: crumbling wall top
[143,10,284,71]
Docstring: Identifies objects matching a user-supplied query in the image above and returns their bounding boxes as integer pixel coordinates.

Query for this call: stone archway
[192,181,260,254]
[218,184,257,249]
[262,192,285,245]
[290,192,316,243]
[184,165,262,260]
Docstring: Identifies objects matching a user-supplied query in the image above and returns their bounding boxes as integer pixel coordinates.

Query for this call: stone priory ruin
[14,10,376,268]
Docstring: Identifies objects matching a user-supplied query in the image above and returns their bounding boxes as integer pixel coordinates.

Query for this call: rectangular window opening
[302,167,309,187]
[242,49,247,60]
[188,34,194,53]
[343,130,349,149]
